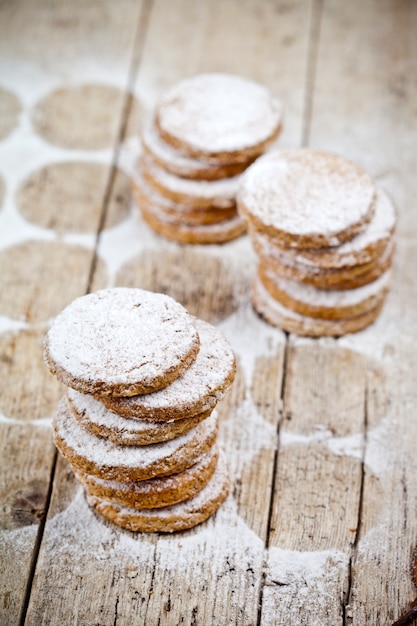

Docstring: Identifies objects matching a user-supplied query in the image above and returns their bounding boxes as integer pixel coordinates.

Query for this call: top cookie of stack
[134,73,283,244]
[44,288,236,532]
[238,149,396,336]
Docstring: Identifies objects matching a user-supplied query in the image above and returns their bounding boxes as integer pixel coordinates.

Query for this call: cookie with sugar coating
[133,176,237,226]
[140,156,239,210]
[258,263,392,321]
[253,232,394,290]
[156,73,282,164]
[86,451,230,532]
[142,117,251,181]
[252,274,384,337]
[101,319,236,422]
[53,396,218,482]
[274,187,396,270]
[238,149,376,249]
[68,388,212,446]
[43,287,200,397]
[140,202,246,245]
[76,445,219,510]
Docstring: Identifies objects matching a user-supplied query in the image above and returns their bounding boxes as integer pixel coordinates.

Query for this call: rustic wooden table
[1,1,416,624]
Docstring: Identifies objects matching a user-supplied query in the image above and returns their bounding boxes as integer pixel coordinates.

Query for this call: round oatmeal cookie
[133,177,237,226]
[258,263,392,321]
[270,187,397,270]
[140,156,239,209]
[43,287,200,397]
[68,388,212,446]
[142,118,250,180]
[102,319,236,421]
[140,202,246,244]
[252,275,384,337]
[86,451,230,532]
[254,231,394,290]
[76,445,219,510]
[53,396,219,482]
[238,149,376,248]
[156,73,282,164]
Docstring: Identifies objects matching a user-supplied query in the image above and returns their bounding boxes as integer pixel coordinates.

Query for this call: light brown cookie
[102,319,236,421]
[86,451,230,532]
[142,118,250,181]
[156,73,282,164]
[238,149,376,248]
[140,202,246,245]
[140,156,239,210]
[264,187,396,270]
[252,275,384,337]
[53,396,218,482]
[76,445,219,510]
[258,263,392,321]
[43,287,200,397]
[68,388,212,446]
[254,233,394,290]
[133,177,237,226]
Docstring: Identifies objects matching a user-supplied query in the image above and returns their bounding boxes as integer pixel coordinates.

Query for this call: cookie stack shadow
[238,149,396,337]
[44,288,236,532]
[133,73,282,244]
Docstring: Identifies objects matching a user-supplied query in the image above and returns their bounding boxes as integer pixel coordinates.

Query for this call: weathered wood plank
[0,1,144,624]
[261,339,366,625]
[0,425,55,625]
[304,0,417,623]
[28,0,313,623]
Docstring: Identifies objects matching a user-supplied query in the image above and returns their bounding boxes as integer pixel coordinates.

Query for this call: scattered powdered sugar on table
[266,546,349,587]
[217,301,285,384]
[44,486,266,594]
[220,396,277,480]
[364,416,398,478]
[157,73,282,154]
[0,314,29,334]
[262,547,349,626]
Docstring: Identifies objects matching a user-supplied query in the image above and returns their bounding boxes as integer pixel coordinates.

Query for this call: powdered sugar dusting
[157,73,282,155]
[143,117,241,178]
[53,397,218,474]
[44,287,199,395]
[266,267,392,308]
[287,187,396,268]
[88,450,228,521]
[67,388,208,445]
[239,149,375,239]
[80,445,218,497]
[102,318,236,419]
[140,156,239,206]
[262,547,349,625]
[252,275,381,336]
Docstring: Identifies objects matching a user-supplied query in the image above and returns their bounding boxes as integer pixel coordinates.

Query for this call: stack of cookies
[237,149,396,337]
[134,73,282,244]
[43,288,236,532]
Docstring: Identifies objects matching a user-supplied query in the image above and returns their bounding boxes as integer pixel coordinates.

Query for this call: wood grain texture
[1,0,416,625]
[0,1,144,624]
[260,339,366,624]
[307,1,417,624]
[0,425,55,625]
